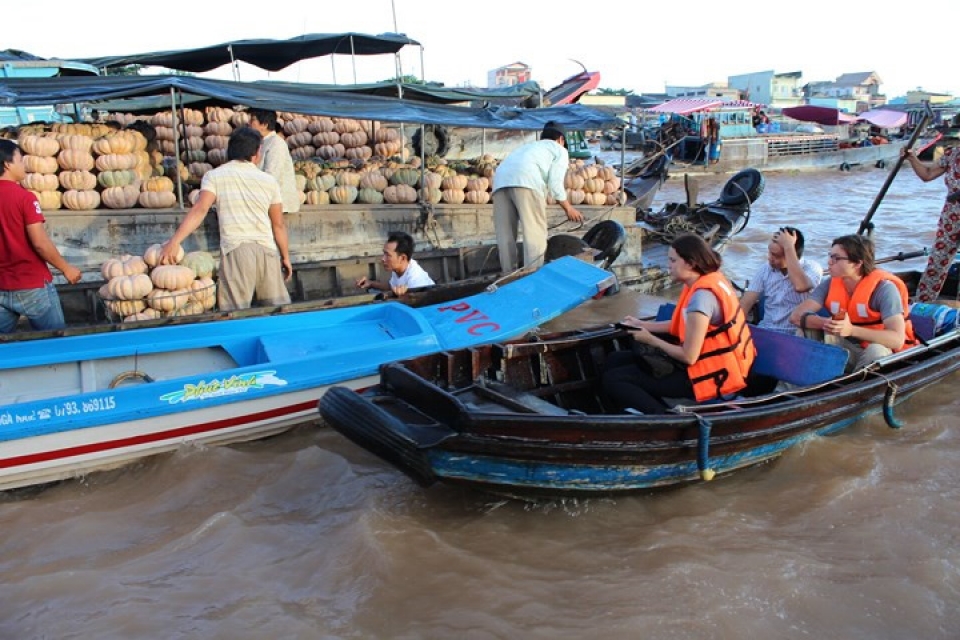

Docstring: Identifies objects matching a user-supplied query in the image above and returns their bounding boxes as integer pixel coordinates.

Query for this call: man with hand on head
[739,226,822,335]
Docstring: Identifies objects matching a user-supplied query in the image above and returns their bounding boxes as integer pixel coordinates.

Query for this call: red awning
[648,98,724,115]
[858,109,907,128]
[782,105,858,126]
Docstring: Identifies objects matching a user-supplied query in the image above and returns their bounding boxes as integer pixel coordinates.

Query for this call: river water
[2,167,958,639]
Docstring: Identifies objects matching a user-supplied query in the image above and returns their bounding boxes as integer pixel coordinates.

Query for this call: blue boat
[0,256,614,492]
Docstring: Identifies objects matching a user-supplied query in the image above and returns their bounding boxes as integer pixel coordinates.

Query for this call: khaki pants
[218,242,290,311]
[493,187,548,272]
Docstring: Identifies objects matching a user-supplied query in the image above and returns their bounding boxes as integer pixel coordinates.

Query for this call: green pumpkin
[180,251,217,279]
[357,187,385,204]
[97,169,139,188]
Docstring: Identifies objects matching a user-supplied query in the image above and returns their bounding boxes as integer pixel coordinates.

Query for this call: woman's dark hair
[672,233,722,275]
[124,120,157,143]
[247,108,278,131]
[226,126,263,161]
[0,139,21,174]
[831,234,875,275]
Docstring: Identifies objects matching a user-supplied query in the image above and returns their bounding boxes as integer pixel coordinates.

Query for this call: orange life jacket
[825,269,917,352]
[670,272,757,401]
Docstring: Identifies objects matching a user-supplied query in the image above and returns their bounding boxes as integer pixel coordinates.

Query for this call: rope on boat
[693,414,716,481]
[109,370,155,389]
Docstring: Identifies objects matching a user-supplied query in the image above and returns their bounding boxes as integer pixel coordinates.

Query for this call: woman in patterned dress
[902,132,960,302]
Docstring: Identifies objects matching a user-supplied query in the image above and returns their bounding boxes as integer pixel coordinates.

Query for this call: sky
[7,0,959,101]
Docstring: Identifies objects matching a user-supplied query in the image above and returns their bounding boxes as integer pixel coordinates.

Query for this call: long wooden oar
[857,102,935,235]
[876,248,928,265]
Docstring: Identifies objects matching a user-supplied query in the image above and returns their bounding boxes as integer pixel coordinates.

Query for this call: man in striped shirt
[739,226,822,335]
[159,127,292,311]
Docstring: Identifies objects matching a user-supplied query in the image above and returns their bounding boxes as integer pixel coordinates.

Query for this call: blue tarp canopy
[0,75,620,131]
[75,33,422,73]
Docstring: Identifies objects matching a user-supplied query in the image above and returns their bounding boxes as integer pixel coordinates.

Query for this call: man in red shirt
[0,139,82,333]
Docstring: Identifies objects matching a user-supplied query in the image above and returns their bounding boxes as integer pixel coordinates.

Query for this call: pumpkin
[441,175,468,191]
[105,273,154,301]
[146,287,191,311]
[584,191,606,206]
[464,190,491,205]
[62,189,101,211]
[143,243,183,267]
[21,173,59,192]
[419,172,443,190]
[389,168,420,187]
[20,135,60,157]
[101,185,141,209]
[23,155,59,174]
[106,298,146,318]
[92,132,136,155]
[382,184,417,204]
[58,134,94,152]
[172,300,207,317]
[101,255,149,279]
[563,172,585,190]
[150,265,195,290]
[357,187,385,204]
[566,189,586,206]
[466,177,489,192]
[138,191,177,208]
[123,308,162,323]
[190,277,217,300]
[418,187,442,204]
[305,190,330,205]
[180,251,217,278]
[441,189,466,205]
[58,170,97,191]
[582,178,604,194]
[98,170,140,189]
[57,150,95,172]
[30,189,61,210]
[143,176,175,192]
[328,185,358,204]
[95,153,139,172]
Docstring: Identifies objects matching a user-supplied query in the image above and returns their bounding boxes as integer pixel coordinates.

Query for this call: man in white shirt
[356,231,435,297]
[492,121,583,272]
[740,226,822,335]
[247,108,301,214]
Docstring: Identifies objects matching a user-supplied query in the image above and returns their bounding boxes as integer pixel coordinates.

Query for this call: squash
[101,255,149,280]
[418,187,442,204]
[95,153,139,172]
[138,191,177,208]
[20,135,60,157]
[357,187,385,204]
[143,176,175,192]
[58,134,94,152]
[441,175,468,191]
[23,155,59,174]
[172,300,207,317]
[123,308,162,323]
[305,190,330,205]
[359,171,388,192]
[180,251,217,278]
[335,171,361,187]
[466,177,489,192]
[30,189,61,210]
[97,170,140,189]
[441,188,466,205]
[106,298,147,318]
[21,173,59,192]
[143,243,183,267]
[59,170,98,191]
[57,150,95,172]
[464,190,491,205]
[146,287,191,311]
[563,172,585,190]
[382,184,417,204]
[328,185,358,204]
[389,168,420,187]
[150,265,195,290]
[62,189,101,211]
[101,185,141,209]
[105,273,154,301]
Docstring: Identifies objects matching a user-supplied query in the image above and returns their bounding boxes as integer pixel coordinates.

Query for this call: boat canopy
[858,109,908,128]
[75,33,422,73]
[782,105,858,125]
[0,75,621,131]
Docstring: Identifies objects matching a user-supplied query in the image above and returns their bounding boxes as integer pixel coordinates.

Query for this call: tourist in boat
[246,108,301,215]
[739,226,823,335]
[0,139,82,333]
[492,120,583,272]
[355,231,435,297]
[602,234,756,414]
[158,126,292,311]
[901,124,960,302]
[789,234,916,371]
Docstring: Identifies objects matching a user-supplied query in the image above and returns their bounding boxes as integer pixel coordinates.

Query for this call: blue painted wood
[0,256,611,442]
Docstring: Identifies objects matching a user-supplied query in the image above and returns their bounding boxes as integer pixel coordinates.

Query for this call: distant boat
[0,256,614,492]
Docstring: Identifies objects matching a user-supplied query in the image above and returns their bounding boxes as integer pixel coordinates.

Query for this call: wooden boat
[0,256,615,492]
[318,298,960,499]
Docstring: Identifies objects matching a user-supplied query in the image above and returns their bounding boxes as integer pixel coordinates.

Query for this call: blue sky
[8,0,958,100]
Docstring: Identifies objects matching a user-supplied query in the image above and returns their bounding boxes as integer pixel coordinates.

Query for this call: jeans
[0,282,67,333]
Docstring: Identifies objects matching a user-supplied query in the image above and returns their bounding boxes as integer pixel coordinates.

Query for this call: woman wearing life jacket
[602,234,756,414]
[789,234,916,372]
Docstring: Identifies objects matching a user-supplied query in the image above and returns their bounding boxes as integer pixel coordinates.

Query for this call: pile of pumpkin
[15,125,174,211]
[98,245,217,322]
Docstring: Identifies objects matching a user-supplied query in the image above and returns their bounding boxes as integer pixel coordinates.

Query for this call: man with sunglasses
[789,234,916,371]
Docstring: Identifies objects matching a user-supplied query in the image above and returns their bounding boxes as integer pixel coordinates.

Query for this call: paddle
[857,102,935,235]
[876,248,929,265]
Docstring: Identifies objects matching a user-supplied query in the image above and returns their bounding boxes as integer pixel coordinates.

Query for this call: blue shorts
[0,281,67,333]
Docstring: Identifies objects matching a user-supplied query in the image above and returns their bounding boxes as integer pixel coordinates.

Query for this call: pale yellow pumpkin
[144,243,183,267]
[418,187,442,204]
[146,287,191,311]
[23,155,59,174]
[150,265,195,290]
[441,175,468,191]
[101,255,149,279]
[382,184,417,204]
[328,185,358,204]
[138,191,177,208]
[62,189,101,211]
[59,170,98,191]
[305,190,330,205]
[143,176,175,192]
[105,273,154,300]
[20,135,60,157]
[30,189,61,210]
[21,173,59,192]
[441,188,466,205]
[123,308,162,323]
[101,185,141,209]
[464,190,491,205]
[95,153,139,172]
[106,298,147,317]
[57,150,95,172]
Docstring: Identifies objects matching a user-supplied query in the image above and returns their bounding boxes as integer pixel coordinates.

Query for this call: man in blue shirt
[492,121,583,272]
